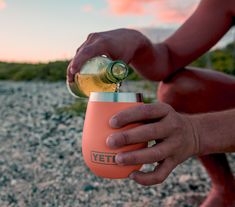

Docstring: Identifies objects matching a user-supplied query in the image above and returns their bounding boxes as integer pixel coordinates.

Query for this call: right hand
[67,28,157,82]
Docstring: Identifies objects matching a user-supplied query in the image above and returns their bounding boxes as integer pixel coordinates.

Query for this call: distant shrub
[56,100,87,117]
[0,42,234,82]
[192,42,235,75]
[0,61,69,81]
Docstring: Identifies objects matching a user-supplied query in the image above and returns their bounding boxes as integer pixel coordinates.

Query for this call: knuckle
[153,147,164,161]
[81,46,92,56]
[131,154,138,164]
[172,136,181,147]
[170,116,183,133]
[138,104,155,117]
[149,124,157,137]
[120,132,129,145]
[161,102,174,114]
[158,101,169,109]
[166,104,174,112]
[87,32,99,40]
[95,39,107,49]
[127,153,138,164]
[171,119,181,131]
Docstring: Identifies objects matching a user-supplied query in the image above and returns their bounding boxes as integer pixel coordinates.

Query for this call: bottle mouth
[89,92,143,102]
[111,62,129,80]
[106,61,129,83]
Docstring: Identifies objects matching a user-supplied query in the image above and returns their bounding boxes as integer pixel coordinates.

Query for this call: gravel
[0,81,234,207]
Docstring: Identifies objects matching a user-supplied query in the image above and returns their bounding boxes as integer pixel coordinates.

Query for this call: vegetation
[56,99,87,117]
[191,42,235,75]
[0,61,69,81]
[55,93,156,116]
[0,42,234,81]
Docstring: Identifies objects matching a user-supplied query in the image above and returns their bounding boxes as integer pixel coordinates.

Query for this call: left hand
[106,102,200,186]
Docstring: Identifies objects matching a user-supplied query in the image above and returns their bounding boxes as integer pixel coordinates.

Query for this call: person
[67,0,235,206]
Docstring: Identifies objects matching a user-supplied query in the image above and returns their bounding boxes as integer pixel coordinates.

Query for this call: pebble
[0,81,234,207]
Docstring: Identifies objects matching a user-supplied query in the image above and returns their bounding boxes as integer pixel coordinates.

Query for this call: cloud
[107,0,200,24]
[81,4,94,13]
[107,0,152,15]
[0,0,6,10]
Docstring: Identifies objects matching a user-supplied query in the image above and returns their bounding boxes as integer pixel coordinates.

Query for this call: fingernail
[106,135,116,148]
[115,154,123,164]
[109,116,119,128]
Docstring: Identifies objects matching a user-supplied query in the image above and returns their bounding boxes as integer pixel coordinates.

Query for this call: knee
[157,67,235,113]
[157,68,202,111]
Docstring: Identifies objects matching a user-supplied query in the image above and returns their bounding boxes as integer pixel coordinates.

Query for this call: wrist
[189,113,215,156]
[184,115,201,156]
[132,41,170,81]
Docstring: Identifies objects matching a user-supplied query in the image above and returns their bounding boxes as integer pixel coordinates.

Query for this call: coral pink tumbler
[82,92,147,179]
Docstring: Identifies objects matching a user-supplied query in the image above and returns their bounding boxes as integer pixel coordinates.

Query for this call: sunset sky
[0,0,234,63]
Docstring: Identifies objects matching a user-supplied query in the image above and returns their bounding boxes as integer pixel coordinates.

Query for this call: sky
[0,0,234,63]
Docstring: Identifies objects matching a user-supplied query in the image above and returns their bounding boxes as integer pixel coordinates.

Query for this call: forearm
[192,109,235,155]
[143,0,233,81]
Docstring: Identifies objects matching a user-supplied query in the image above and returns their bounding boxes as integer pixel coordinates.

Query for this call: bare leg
[157,67,235,207]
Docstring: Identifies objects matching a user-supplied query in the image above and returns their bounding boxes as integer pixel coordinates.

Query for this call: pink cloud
[81,4,94,13]
[107,0,199,24]
[107,0,151,15]
[0,0,6,10]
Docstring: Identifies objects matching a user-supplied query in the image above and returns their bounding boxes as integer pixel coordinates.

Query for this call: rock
[0,81,234,206]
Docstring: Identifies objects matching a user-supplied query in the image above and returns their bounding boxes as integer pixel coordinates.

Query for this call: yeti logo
[91,151,117,165]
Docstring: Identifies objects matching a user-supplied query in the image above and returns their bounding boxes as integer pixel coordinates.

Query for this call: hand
[67,28,157,82]
[106,102,200,186]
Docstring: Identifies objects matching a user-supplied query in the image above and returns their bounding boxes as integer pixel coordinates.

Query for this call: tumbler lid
[89,92,143,102]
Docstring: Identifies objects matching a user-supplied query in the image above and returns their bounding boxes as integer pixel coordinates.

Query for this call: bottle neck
[101,61,129,83]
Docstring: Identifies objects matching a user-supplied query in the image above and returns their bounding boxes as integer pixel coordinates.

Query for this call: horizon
[0,0,234,63]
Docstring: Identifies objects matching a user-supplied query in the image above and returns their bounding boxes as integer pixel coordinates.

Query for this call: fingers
[66,41,87,82]
[106,121,171,149]
[66,29,143,83]
[66,33,111,82]
[109,103,172,128]
[115,140,175,165]
[70,40,112,75]
[129,159,176,186]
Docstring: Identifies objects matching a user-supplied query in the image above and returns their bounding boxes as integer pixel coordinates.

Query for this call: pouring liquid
[115,82,122,93]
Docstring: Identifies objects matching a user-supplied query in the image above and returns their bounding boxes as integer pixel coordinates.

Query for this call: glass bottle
[67,56,129,98]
